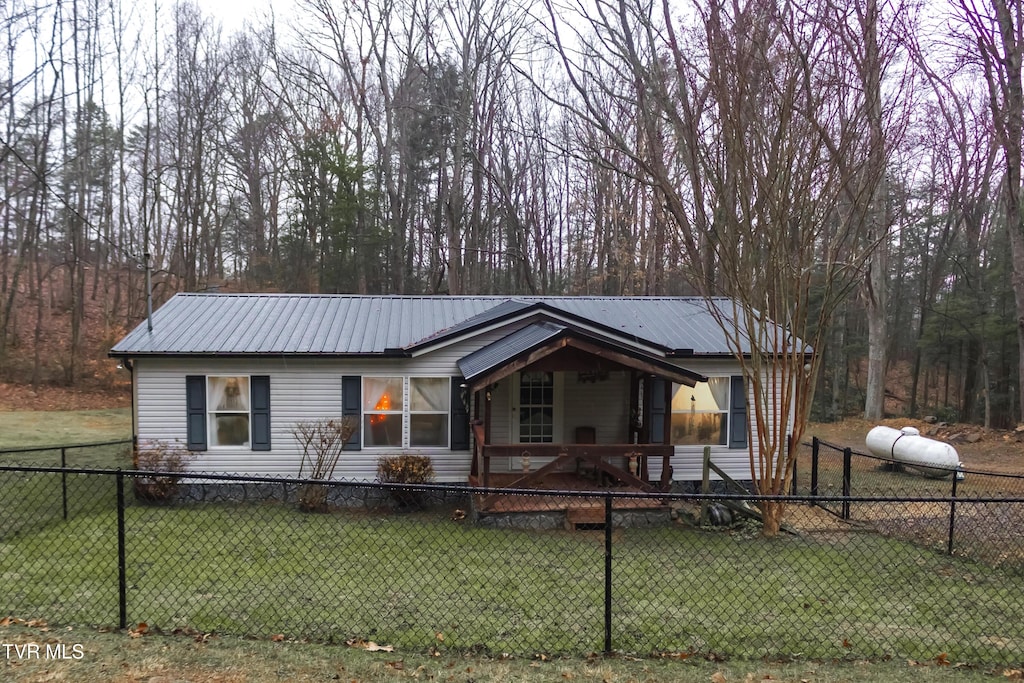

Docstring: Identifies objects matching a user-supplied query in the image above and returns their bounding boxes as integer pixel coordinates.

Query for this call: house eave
[107,350,413,360]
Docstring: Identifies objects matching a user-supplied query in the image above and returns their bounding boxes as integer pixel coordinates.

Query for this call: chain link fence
[2,451,1023,664]
[796,436,1024,567]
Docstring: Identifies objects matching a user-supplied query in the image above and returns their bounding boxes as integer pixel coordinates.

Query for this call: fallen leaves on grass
[1004,669,1023,680]
[345,638,394,652]
[711,672,728,683]
[1,617,51,630]
[171,626,212,643]
[657,651,692,660]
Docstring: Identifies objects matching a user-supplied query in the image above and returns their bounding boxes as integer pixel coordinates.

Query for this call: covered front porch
[458,319,705,515]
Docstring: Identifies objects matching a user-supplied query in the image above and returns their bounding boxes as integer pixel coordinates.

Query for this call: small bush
[377,455,436,511]
[376,454,436,484]
[133,440,194,503]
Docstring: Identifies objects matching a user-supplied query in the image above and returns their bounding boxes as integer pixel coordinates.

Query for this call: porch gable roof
[457,321,706,391]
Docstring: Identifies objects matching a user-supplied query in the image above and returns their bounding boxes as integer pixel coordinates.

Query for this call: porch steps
[565,505,607,531]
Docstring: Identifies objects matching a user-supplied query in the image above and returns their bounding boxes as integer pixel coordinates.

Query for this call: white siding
[134,329,519,482]
[133,330,781,485]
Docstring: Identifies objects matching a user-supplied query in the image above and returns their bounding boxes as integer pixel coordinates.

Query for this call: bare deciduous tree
[544,0,895,533]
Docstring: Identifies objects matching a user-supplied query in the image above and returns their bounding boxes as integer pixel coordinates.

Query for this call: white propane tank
[865,426,963,479]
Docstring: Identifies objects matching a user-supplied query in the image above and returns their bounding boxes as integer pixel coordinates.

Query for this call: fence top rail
[3,464,1024,505]
[0,438,133,455]
[811,436,1024,482]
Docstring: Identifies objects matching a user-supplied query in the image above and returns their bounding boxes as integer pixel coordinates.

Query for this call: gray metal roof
[109,293,757,357]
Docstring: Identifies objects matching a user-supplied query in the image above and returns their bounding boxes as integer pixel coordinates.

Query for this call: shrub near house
[377,454,435,510]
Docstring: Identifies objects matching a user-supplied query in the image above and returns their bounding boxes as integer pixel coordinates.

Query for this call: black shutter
[185,375,207,451]
[450,378,470,450]
[648,378,667,444]
[729,375,748,449]
[342,375,361,450]
[251,375,271,451]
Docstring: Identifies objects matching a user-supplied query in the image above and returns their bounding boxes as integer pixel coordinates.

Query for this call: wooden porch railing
[473,442,674,508]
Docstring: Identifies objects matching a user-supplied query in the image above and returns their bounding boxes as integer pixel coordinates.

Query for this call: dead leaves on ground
[345,637,395,652]
[0,617,49,630]
[127,622,149,638]
[906,652,971,668]
[710,674,781,683]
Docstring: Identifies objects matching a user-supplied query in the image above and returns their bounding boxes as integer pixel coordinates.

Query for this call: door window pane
[519,372,554,443]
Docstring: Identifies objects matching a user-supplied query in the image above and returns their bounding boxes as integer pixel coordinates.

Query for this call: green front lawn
[0,409,131,451]
[2,497,1021,664]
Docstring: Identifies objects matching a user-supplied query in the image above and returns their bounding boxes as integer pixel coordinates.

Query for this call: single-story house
[109,294,781,495]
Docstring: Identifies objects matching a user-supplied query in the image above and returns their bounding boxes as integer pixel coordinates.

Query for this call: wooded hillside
[1,0,1021,427]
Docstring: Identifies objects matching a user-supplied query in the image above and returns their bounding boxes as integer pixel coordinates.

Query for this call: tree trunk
[862,0,888,421]
[761,501,783,538]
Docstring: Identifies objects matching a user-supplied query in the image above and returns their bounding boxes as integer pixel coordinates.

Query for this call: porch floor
[469,472,668,514]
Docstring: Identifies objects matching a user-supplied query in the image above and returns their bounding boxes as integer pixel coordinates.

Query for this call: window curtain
[209,377,249,412]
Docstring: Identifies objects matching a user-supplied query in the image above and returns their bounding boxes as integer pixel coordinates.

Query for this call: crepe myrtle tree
[543,0,898,534]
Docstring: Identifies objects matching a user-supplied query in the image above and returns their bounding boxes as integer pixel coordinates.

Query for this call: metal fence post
[116,470,127,630]
[61,447,68,521]
[810,437,819,500]
[604,493,613,655]
[842,447,852,520]
[947,472,959,555]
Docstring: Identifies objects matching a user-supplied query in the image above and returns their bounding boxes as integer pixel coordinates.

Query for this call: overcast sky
[194,0,286,33]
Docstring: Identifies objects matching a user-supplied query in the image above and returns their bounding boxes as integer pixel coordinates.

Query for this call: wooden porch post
[484,384,493,487]
[629,371,640,444]
[662,379,672,444]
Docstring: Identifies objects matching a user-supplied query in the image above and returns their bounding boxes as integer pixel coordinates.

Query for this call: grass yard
[0,409,132,456]
[2,412,1023,673]
[0,623,1012,683]
[0,409,131,538]
[2,491,1023,665]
